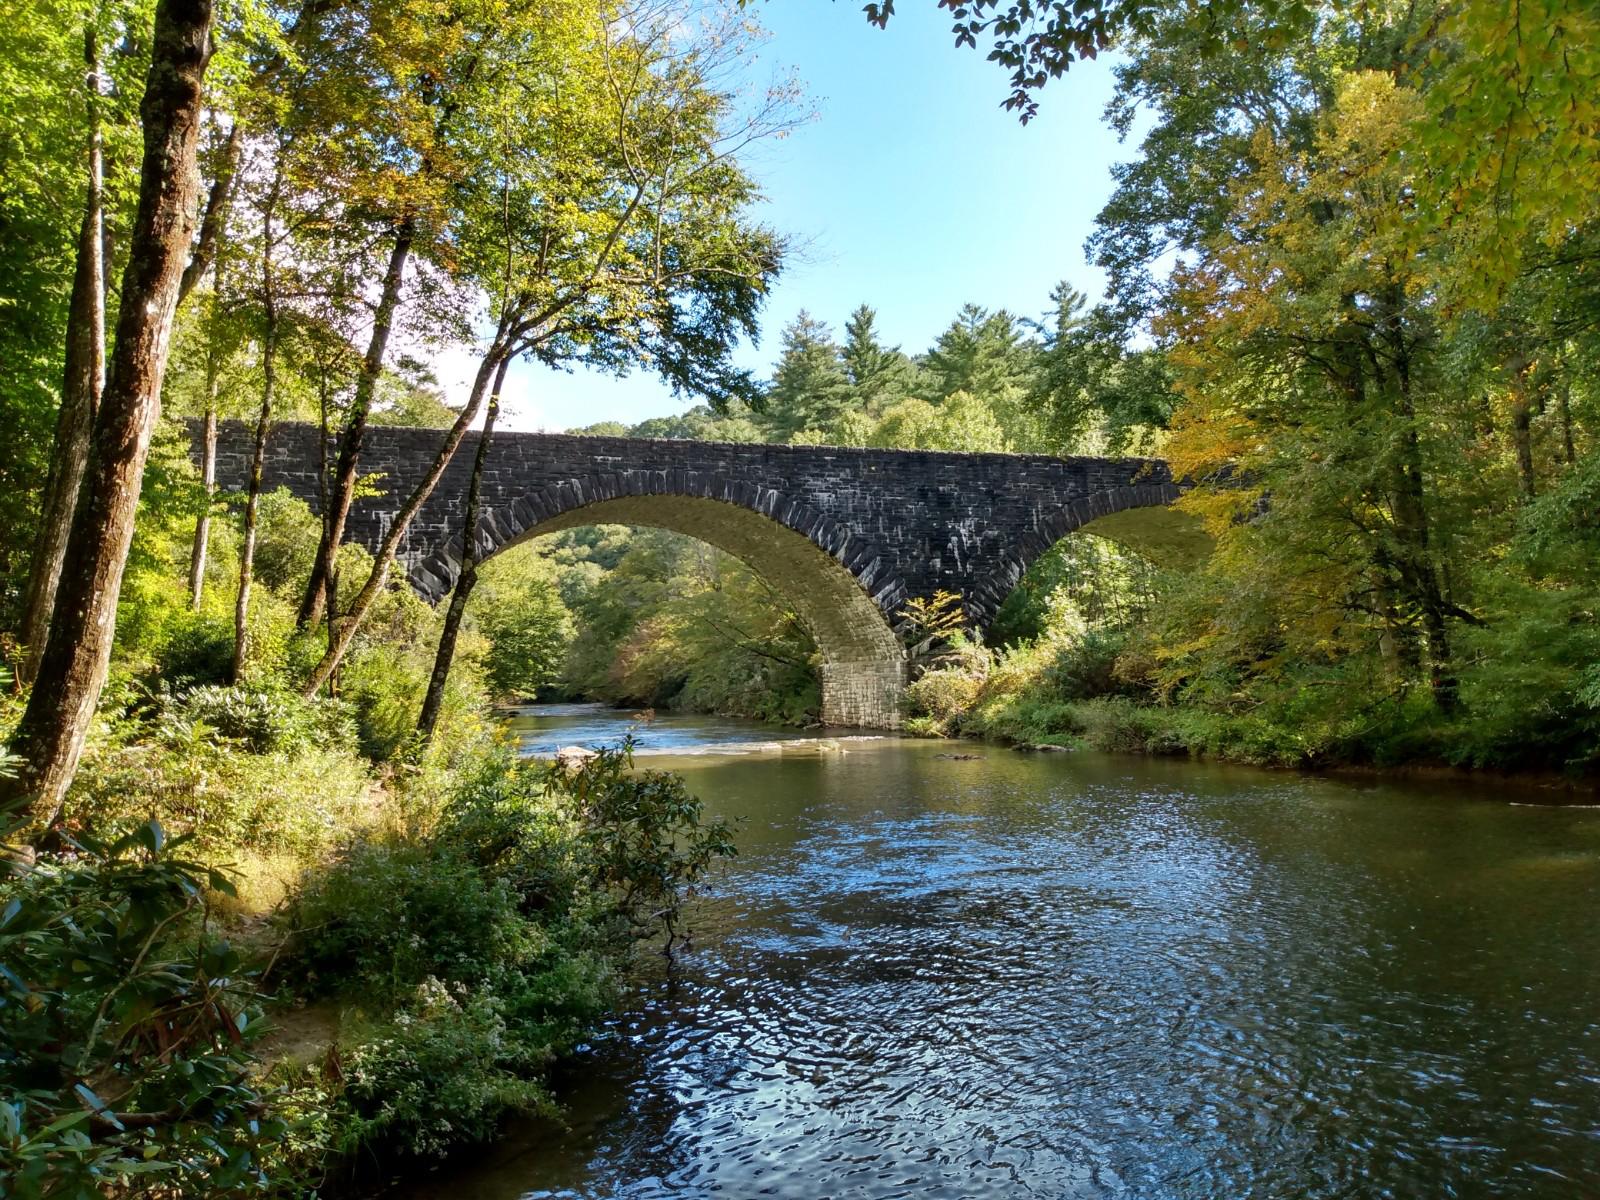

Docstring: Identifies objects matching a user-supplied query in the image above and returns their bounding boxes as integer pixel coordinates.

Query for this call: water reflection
[402,706,1600,1199]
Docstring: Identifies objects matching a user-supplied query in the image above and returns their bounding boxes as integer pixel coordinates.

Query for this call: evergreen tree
[763,311,852,438]
[923,304,1035,403]
[841,303,914,412]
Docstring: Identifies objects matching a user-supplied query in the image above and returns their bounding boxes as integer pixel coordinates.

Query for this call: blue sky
[486,2,1134,431]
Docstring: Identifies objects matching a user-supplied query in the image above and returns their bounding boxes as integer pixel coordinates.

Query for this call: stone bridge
[205,422,1205,728]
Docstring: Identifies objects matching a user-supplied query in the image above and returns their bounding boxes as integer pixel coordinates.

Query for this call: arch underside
[402,473,1206,729]
[413,482,909,729]
[966,482,1209,623]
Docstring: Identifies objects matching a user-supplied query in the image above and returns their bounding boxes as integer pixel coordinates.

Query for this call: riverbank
[0,687,734,1197]
[898,635,1600,792]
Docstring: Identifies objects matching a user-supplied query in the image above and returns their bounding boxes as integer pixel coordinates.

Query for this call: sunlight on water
[400,705,1600,1200]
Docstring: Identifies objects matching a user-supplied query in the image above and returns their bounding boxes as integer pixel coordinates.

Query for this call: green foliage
[474,562,574,700]
[559,530,821,723]
[0,822,282,1199]
[249,489,323,595]
[290,839,540,1006]
[904,668,984,731]
[761,311,853,437]
[336,980,558,1160]
[67,716,373,862]
[167,684,355,755]
[554,742,736,946]
[282,742,732,1164]
[899,590,968,655]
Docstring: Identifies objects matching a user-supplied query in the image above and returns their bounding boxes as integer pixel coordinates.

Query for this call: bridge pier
[819,657,909,730]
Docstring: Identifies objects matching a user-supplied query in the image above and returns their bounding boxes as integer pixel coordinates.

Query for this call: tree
[0,0,215,842]
[299,0,788,698]
[231,146,286,681]
[16,20,106,683]
[476,553,574,701]
[417,365,506,740]
[923,304,1034,402]
[762,311,852,437]
[0,0,150,618]
[286,0,496,631]
[841,303,915,412]
[1163,69,1477,706]
[184,123,243,608]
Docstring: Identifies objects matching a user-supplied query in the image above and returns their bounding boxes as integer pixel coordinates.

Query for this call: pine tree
[763,312,852,438]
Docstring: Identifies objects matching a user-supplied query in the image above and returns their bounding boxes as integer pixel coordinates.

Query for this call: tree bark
[302,341,507,698]
[297,220,416,630]
[18,25,105,684]
[0,0,214,841]
[417,360,508,742]
[176,119,239,308]
[233,180,280,681]
[188,348,220,607]
[1557,374,1575,467]
[1507,353,1536,501]
[1389,403,1456,710]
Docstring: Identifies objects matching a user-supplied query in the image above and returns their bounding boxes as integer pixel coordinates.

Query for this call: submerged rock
[1016,742,1073,754]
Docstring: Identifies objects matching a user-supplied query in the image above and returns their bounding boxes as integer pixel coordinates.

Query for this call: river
[405,703,1600,1199]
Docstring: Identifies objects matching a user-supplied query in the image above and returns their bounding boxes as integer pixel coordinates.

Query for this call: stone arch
[962,482,1204,626]
[409,470,910,728]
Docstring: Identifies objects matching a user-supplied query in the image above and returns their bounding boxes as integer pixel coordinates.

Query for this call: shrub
[167,685,356,755]
[67,730,373,862]
[904,667,983,728]
[0,823,283,1198]
[155,607,235,689]
[289,839,539,1006]
[336,980,557,1161]
[1040,628,1146,701]
[279,743,733,1167]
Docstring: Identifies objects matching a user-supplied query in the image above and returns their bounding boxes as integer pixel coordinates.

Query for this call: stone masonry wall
[202,421,1185,729]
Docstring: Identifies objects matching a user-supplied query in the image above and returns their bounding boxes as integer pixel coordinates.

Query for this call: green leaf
[72,1084,122,1131]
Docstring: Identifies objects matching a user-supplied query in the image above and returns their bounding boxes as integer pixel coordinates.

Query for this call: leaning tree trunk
[0,0,214,842]
[175,119,239,308]
[417,360,508,742]
[233,188,280,681]
[18,24,105,684]
[302,341,507,698]
[297,220,416,630]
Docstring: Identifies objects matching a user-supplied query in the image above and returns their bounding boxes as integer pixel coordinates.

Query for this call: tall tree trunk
[184,138,240,609]
[303,341,507,698]
[1507,353,1536,501]
[233,184,280,681]
[297,220,415,630]
[188,350,220,608]
[176,119,239,307]
[1557,374,1576,467]
[187,255,229,608]
[18,24,105,684]
[417,361,508,742]
[0,0,214,842]
[1389,404,1456,711]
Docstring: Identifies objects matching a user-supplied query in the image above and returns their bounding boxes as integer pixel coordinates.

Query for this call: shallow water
[405,704,1600,1199]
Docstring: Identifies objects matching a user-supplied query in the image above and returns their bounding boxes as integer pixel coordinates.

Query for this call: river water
[408,704,1600,1199]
